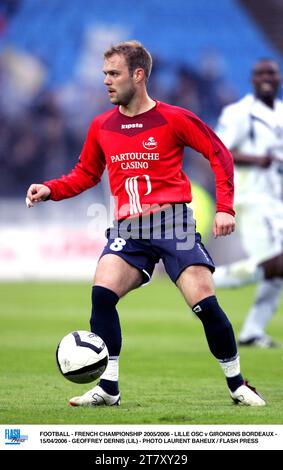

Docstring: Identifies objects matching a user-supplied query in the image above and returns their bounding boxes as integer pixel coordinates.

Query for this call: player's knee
[191,282,215,306]
[178,265,215,305]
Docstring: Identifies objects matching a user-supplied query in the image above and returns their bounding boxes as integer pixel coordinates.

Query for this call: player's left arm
[173,110,235,237]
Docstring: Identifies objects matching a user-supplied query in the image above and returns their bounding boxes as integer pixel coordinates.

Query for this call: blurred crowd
[0,40,237,198]
[0,0,21,35]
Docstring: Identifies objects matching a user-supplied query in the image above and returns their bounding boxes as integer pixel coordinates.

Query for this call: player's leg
[236,204,283,346]
[238,253,283,347]
[214,205,283,346]
[157,205,265,405]
[69,254,143,407]
[93,253,144,296]
[214,260,283,346]
[177,265,240,376]
[93,254,143,394]
[176,265,265,406]
[238,278,283,347]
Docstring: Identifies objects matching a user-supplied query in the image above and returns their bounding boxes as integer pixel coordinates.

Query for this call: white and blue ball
[56,331,109,384]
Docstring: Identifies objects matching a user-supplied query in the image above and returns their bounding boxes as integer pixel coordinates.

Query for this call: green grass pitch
[0,278,282,424]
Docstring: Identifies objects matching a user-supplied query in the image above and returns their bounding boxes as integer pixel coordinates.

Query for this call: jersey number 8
[110,237,127,252]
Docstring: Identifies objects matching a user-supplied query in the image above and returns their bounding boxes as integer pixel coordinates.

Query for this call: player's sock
[218,355,243,391]
[90,286,121,395]
[238,278,283,341]
[99,356,119,395]
[192,295,237,359]
[192,295,244,390]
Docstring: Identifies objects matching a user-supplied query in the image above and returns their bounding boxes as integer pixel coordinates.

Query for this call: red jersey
[44,101,234,219]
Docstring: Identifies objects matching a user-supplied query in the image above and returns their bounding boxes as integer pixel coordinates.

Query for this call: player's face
[252,61,281,100]
[103,54,136,106]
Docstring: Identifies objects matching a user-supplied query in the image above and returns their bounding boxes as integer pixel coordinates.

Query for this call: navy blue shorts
[100,204,215,284]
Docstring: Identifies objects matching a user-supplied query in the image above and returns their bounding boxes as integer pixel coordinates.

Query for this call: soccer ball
[56,331,109,384]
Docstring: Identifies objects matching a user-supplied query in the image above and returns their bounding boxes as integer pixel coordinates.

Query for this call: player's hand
[258,155,273,168]
[213,212,235,238]
[26,184,51,208]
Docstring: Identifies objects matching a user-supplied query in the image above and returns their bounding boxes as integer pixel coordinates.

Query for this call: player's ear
[133,68,145,83]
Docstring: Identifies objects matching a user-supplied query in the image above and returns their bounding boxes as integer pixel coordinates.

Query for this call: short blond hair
[104,40,152,81]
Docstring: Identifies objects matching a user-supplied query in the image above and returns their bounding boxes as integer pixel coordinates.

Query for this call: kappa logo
[193,305,202,313]
[143,136,158,150]
[121,123,143,129]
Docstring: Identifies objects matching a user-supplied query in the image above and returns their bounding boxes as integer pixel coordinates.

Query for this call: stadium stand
[1,0,281,91]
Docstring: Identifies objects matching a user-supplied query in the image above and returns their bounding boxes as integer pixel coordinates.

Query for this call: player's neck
[119,93,156,117]
[257,95,275,109]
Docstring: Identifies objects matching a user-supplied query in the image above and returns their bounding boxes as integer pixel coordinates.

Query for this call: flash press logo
[5,428,28,445]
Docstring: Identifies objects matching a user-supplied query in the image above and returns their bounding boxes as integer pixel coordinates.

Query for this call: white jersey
[216,94,283,205]
[216,94,283,264]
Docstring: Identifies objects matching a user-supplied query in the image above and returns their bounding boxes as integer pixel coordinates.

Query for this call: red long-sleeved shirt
[44,101,234,219]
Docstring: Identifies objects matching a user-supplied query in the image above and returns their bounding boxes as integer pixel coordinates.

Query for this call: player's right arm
[26,119,106,206]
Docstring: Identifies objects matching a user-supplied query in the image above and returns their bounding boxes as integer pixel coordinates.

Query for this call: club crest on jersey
[143,136,158,150]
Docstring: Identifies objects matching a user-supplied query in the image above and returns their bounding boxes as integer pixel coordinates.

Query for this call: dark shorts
[100,203,215,284]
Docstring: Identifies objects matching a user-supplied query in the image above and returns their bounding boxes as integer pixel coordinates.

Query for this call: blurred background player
[215,58,283,348]
[27,41,265,407]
